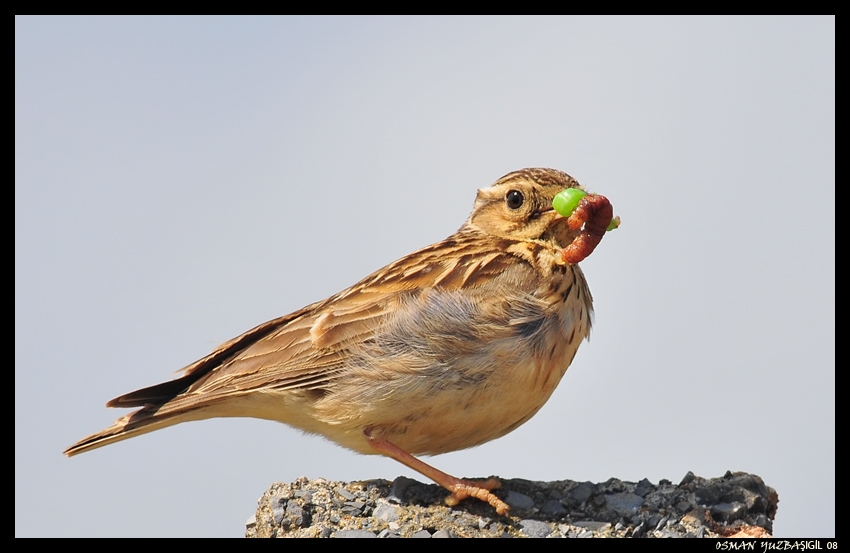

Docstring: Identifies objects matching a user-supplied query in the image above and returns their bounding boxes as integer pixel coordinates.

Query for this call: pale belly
[241,272,592,457]
[307,289,589,455]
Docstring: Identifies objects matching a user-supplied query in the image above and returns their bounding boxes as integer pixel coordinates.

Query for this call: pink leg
[364,429,509,514]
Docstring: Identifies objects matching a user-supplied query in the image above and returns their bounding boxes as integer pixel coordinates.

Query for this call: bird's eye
[506,190,524,210]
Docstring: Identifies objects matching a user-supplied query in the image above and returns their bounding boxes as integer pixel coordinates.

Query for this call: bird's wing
[107,232,529,411]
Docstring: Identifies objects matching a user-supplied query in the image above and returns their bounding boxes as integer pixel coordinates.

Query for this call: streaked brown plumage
[65,168,613,514]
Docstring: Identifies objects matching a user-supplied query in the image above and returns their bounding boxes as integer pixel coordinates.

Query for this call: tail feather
[65,314,301,457]
[63,407,202,457]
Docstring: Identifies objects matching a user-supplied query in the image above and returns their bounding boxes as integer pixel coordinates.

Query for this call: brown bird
[65,168,615,514]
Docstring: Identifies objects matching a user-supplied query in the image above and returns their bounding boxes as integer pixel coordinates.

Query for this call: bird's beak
[540,204,565,221]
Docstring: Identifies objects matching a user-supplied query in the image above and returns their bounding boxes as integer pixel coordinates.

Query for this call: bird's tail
[63,407,203,457]
[64,314,298,457]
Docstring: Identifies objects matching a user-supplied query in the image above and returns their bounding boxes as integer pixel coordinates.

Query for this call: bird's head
[465,168,585,248]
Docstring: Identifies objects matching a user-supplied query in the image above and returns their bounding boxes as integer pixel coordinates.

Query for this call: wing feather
[107,231,541,414]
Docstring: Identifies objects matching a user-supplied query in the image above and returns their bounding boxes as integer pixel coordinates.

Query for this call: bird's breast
[311,266,593,456]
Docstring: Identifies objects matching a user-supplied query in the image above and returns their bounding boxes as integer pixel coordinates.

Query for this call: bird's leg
[364,429,509,515]
[560,193,615,264]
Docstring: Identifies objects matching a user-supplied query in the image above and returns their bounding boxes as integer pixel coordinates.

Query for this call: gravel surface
[246,470,777,538]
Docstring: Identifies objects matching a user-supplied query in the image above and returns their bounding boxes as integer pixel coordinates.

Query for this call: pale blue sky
[16,16,834,537]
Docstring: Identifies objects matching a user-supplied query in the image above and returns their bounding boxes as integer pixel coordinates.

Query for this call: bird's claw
[444,477,509,515]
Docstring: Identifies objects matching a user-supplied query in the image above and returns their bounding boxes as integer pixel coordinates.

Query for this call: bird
[64,168,616,515]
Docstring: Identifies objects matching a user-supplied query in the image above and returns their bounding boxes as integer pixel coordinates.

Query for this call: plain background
[16,16,834,537]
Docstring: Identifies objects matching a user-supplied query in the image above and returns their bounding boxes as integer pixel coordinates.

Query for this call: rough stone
[504,491,535,510]
[332,529,377,538]
[519,519,553,538]
[246,472,778,538]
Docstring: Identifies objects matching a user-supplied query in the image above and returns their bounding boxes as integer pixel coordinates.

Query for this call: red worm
[560,194,614,264]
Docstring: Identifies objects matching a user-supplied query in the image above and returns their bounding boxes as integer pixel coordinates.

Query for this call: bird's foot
[443,476,508,514]
[364,428,510,515]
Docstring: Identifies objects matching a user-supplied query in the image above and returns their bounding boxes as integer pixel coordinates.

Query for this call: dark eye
[506,190,524,210]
